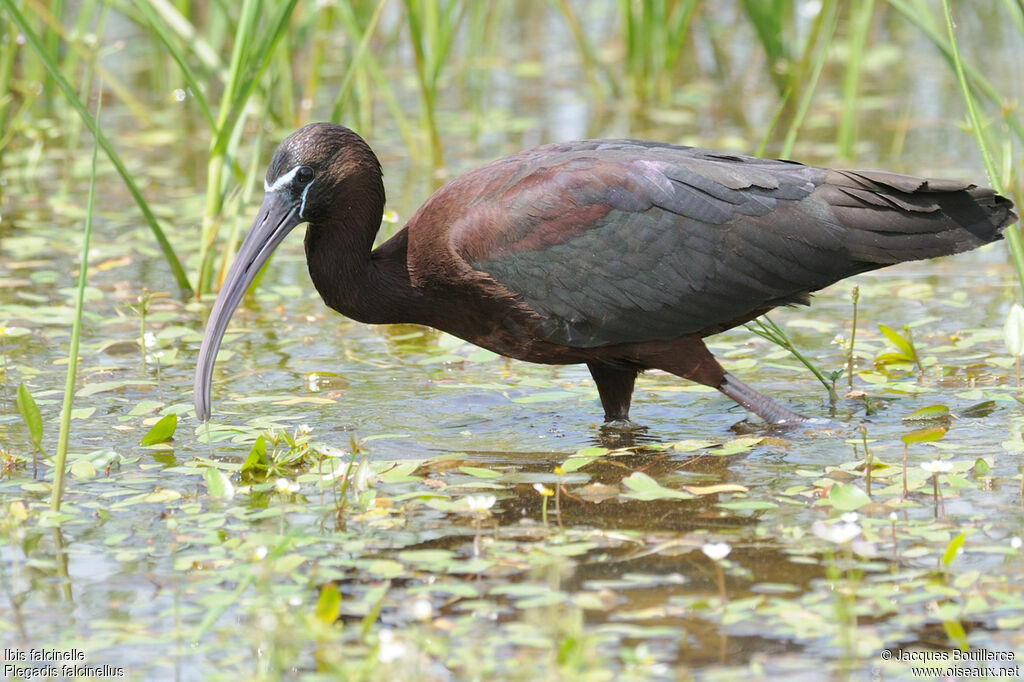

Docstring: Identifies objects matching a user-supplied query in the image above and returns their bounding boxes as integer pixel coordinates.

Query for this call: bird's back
[403,140,1014,351]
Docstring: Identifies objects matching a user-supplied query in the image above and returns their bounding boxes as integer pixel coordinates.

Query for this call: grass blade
[129,0,216,130]
[198,0,301,294]
[887,0,1024,144]
[838,0,875,159]
[51,88,101,511]
[328,0,388,122]
[938,0,1024,297]
[1,0,193,295]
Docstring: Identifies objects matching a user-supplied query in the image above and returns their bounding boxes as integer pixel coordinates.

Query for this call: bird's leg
[648,336,816,427]
[717,372,814,426]
[587,361,637,424]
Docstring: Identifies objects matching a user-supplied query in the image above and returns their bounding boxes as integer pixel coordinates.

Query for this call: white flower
[253,545,268,561]
[377,629,408,664]
[1011,537,1022,551]
[533,483,553,496]
[464,494,496,513]
[701,542,731,561]
[921,460,953,474]
[274,477,299,494]
[812,519,862,545]
[410,598,432,621]
[840,512,859,524]
[298,424,312,434]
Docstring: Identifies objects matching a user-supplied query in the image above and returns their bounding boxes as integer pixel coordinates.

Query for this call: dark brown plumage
[194,123,1016,426]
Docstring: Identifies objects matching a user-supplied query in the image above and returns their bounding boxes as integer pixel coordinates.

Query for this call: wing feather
[427,141,1010,348]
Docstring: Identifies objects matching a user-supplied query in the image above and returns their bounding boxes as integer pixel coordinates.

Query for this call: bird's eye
[296,166,314,184]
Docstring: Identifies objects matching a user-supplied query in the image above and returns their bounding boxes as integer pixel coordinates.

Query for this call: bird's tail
[820,169,1016,264]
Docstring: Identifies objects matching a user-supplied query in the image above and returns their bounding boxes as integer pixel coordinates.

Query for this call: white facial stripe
[298,178,316,218]
[264,166,302,193]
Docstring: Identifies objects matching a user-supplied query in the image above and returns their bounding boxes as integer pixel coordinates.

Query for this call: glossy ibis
[194,123,1015,426]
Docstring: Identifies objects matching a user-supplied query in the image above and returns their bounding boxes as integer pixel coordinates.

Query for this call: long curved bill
[193,191,303,421]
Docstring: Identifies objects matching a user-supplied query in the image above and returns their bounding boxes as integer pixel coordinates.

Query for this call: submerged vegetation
[1,1,1023,679]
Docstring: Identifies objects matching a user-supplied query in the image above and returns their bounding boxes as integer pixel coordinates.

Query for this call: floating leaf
[274,554,307,572]
[458,466,502,479]
[668,440,715,452]
[960,400,996,418]
[140,414,177,445]
[708,436,763,456]
[683,483,749,496]
[16,383,43,450]
[377,461,421,483]
[717,500,778,511]
[901,405,950,422]
[1004,303,1024,356]
[70,407,96,420]
[561,456,596,473]
[901,427,948,445]
[621,472,693,501]
[827,483,871,511]
[561,447,609,473]
[203,467,234,500]
[69,459,96,479]
[76,379,155,397]
[490,583,560,598]
[111,489,182,507]
[974,458,990,475]
[128,400,165,416]
[314,583,341,624]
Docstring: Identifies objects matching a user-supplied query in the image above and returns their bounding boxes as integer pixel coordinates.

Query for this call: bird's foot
[718,373,836,430]
[600,418,647,432]
[596,418,650,447]
[768,413,834,429]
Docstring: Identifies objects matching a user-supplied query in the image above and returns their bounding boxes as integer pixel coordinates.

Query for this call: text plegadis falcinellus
[194,123,1016,427]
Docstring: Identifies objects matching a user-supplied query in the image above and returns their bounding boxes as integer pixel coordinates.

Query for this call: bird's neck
[303,215,421,325]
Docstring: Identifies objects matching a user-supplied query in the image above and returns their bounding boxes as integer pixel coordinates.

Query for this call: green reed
[617,0,700,102]
[0,8,20,163]
[837,0,874,160]
[1,0,192,293]
[747,315,839,409]
[889,0,1024,145]
[757,0,840,157]
[329,0,395,141]
[739,0,790,94]
[938,0,1024,298]
[2,1,1022,306]
[402,0,465,171]
[200,0,300,294]
[131,0,215,129]
[51,88,100,512]
[129,0,302,292]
